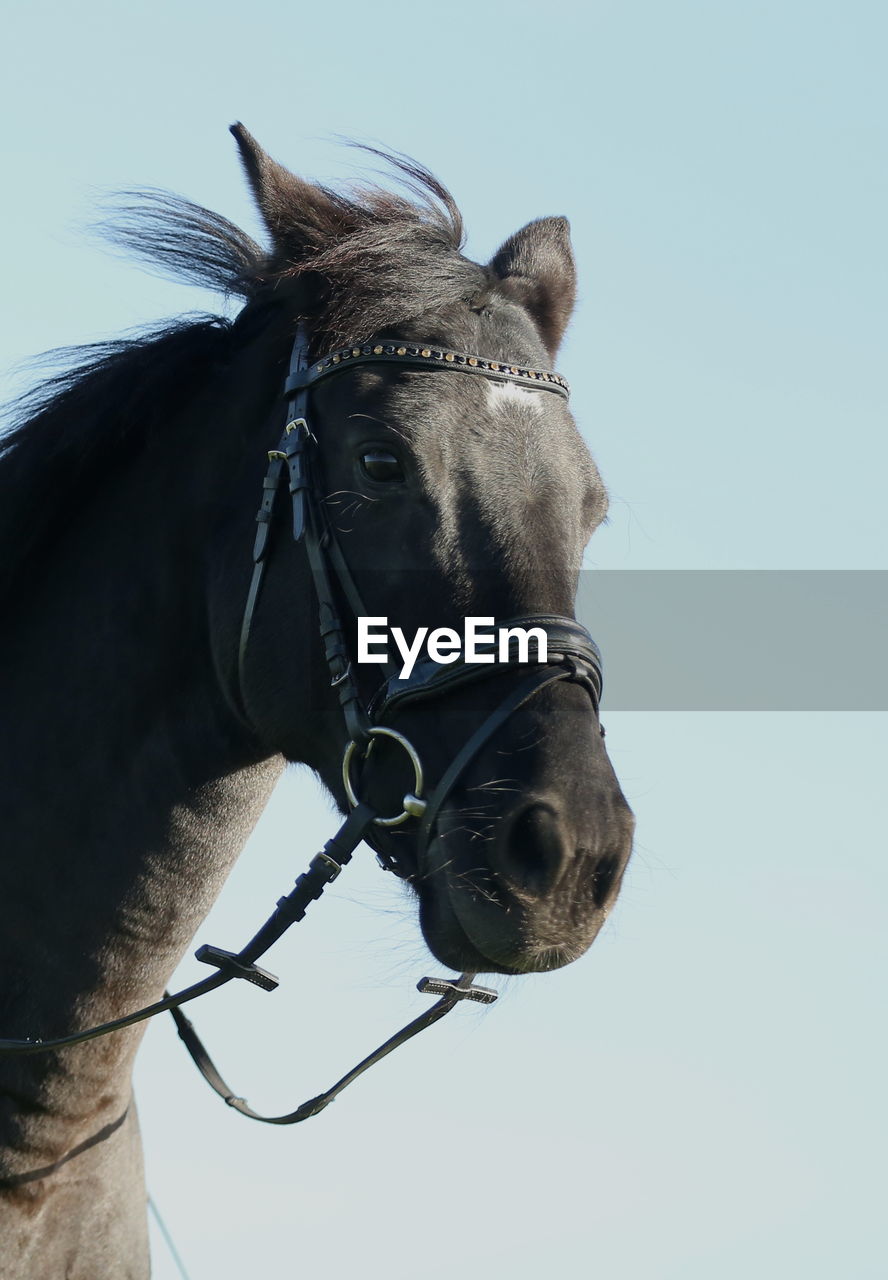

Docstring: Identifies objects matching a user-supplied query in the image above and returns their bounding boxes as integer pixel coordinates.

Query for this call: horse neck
[0,323,287,1173]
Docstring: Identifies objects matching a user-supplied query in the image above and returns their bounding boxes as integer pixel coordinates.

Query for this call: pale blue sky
[2,2,886,1277]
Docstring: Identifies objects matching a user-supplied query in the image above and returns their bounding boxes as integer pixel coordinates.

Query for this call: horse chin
[416,837,601,977]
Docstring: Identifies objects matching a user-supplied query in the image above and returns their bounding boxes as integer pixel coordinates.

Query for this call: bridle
[0,327,604,1127]
[239,328,603,864]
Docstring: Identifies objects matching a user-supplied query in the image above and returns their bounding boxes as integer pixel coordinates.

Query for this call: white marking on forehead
[485,381,545,415]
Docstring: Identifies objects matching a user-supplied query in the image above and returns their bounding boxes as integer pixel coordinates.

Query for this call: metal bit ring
[342,727,427,827]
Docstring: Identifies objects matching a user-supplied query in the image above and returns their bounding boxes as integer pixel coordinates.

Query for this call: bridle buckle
[330,660,353,689]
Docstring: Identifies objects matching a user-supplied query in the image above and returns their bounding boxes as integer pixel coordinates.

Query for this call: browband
[285,340,571,399]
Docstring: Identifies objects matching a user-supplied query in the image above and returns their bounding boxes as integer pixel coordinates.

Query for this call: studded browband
[285,340,571,398]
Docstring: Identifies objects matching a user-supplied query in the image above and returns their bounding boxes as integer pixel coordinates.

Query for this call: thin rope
[148,1193,192,1280]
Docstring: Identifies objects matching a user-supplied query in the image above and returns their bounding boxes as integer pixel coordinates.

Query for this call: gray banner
[575,571,887,710]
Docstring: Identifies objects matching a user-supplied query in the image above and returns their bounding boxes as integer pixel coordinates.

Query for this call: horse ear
[489,217,576,357]
[230,122,353,264]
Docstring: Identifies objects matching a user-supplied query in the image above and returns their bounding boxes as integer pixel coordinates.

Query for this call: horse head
[221,126,635,976]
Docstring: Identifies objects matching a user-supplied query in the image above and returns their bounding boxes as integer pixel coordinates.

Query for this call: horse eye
[360,450,404,483]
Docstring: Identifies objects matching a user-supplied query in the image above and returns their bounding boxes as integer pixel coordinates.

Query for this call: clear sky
[2,2,886,1277]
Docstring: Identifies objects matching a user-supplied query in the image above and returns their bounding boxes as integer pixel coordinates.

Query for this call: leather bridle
[239,327,603,868]
[0,327,604,1127]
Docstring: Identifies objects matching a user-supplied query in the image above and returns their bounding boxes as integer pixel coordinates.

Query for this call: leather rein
[0,329,603,1126]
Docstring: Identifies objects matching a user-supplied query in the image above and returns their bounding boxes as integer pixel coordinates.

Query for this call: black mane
[0,319,238,602]
[98,149,478,343]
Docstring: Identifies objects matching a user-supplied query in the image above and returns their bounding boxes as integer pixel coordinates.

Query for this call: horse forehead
[484,380,546,418]
[419,376,571,463]
[468,381,578,495]
[481,381,552,476]
[414,377,586,556]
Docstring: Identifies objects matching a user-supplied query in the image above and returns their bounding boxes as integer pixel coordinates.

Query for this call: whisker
[495,736,545,756]
[323,488,379,506]
[346,413,412,447]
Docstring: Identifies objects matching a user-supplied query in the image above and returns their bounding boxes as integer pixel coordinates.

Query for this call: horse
[0,124,635,1277]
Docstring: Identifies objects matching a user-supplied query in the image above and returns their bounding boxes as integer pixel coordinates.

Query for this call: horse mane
[99,149,477,344]
[0,319,240,603]
[0,151,483,602]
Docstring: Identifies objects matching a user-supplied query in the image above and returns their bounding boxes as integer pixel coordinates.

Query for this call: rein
[0,328,603,1126]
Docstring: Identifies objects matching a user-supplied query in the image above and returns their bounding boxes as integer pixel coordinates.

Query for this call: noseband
[0,327,604,1128]
[238,327,603,873]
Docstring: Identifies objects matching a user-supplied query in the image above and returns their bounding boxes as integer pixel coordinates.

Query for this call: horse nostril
[591,851,621,907]
[497,802,569,897]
